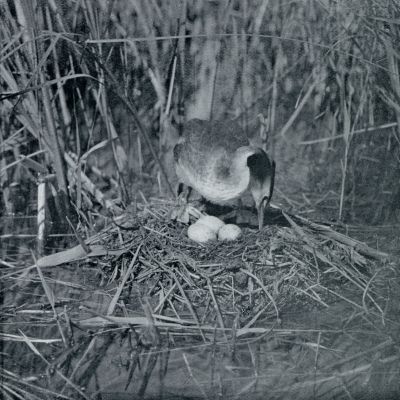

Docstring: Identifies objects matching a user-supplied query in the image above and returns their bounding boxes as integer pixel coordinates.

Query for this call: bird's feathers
[182,119,249,153]
[174,119,275,206]
[247,149,274,183]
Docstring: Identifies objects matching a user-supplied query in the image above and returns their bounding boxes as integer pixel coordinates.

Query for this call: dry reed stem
[18,330,91,400]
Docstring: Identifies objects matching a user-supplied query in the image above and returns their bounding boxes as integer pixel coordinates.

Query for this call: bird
[173,119,275,230]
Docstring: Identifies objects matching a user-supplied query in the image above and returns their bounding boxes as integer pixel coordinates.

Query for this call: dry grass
[1,200,399,399]
[1,0,400,223]
[1,0,400,399]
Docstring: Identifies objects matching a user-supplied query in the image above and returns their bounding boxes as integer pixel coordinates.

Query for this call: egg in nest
[218,224,242,241]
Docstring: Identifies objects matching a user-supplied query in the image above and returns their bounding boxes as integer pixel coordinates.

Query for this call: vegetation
[1,0,399,399]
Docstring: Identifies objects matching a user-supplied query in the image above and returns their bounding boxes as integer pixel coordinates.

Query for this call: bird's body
[174,119,275,229]
[175,120,251,203]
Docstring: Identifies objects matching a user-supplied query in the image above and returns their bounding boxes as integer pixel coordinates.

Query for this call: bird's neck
[227,146,257,188]
[232,146,257,176]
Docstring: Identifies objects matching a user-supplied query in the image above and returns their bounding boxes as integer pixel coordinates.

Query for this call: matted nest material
[2,199,399,400]
[30,198,391,339]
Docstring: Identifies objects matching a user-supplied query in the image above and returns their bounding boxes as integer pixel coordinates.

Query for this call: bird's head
[247,150,276,230]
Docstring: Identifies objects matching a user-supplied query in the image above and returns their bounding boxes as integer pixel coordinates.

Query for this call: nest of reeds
[2,199,399,400]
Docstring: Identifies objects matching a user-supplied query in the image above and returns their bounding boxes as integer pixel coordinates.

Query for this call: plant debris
[2,199,399,399]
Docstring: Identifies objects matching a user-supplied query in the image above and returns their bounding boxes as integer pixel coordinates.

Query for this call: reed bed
[1,0,400,225]
[1,0,400,399]
[1,199,399,399]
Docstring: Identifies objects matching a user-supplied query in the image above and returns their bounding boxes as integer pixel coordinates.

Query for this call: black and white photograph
[1,0,400,399]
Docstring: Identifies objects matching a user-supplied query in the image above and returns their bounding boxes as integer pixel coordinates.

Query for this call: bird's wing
[182,119,249,154]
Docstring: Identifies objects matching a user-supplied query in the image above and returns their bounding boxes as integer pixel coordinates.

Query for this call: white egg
[187,223,217,243]
[218,224,242,241]
[196,215,225,233]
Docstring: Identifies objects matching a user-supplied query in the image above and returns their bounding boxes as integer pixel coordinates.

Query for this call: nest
[2,199,399,400]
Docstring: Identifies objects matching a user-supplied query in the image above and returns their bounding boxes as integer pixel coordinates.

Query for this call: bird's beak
[257,201,265,231]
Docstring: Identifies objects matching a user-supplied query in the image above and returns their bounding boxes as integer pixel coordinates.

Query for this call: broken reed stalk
[36,176,46,256]
[64,152,122,213]
[18,331,90,399]
[2,197,398,398]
